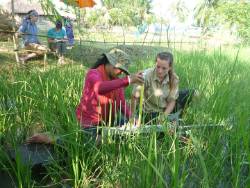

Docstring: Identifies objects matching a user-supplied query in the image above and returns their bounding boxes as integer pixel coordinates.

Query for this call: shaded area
[8,143,55,166]
[0,171,16,188]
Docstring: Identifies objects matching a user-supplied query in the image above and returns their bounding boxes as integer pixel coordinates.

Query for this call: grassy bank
[0,45,249,187]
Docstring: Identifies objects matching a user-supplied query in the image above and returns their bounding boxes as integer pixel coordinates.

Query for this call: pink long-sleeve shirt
[76,69,131,128]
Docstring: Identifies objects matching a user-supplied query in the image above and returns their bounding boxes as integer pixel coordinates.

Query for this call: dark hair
[56,20,63,29]
[92,54,109,69]
[156,52,175,89]
[27,10,38,18]
[24,10,34,20]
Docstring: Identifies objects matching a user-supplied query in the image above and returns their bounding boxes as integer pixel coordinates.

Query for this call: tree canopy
[39,0,250,43]
[193,0,250,43]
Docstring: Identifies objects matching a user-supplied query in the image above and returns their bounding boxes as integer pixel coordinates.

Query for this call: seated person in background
[47,20,67,64]
[131,51,195,125]
[64,17,74,47]
[16,10,48,63]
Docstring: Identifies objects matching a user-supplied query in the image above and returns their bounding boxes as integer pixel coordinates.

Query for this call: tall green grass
[0,47,249,187]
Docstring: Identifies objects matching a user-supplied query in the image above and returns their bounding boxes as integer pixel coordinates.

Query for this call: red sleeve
[88,70,129,95]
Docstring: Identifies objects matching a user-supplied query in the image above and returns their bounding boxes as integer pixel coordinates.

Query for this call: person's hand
[26,133,54,144]
[129,73,144,85]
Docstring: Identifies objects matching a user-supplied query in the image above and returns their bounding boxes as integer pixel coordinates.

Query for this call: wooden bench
[15,48,48,64]
[14,39,70,66]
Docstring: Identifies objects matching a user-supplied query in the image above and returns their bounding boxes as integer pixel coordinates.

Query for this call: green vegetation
[194,0,250,43]
[0,44,249,187]
[1,0,250,186]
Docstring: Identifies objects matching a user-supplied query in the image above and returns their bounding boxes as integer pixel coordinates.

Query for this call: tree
[170,0,189,23]
[194,0,221,32]
[39,0,61,22]
[103,0,153,26]
[194,0,250,43]
[216,2,250,43]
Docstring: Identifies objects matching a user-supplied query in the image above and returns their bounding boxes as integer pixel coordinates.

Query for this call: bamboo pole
[11,0,19,63]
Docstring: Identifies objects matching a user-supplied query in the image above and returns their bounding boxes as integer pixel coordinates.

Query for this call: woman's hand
[129,73,144,85]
